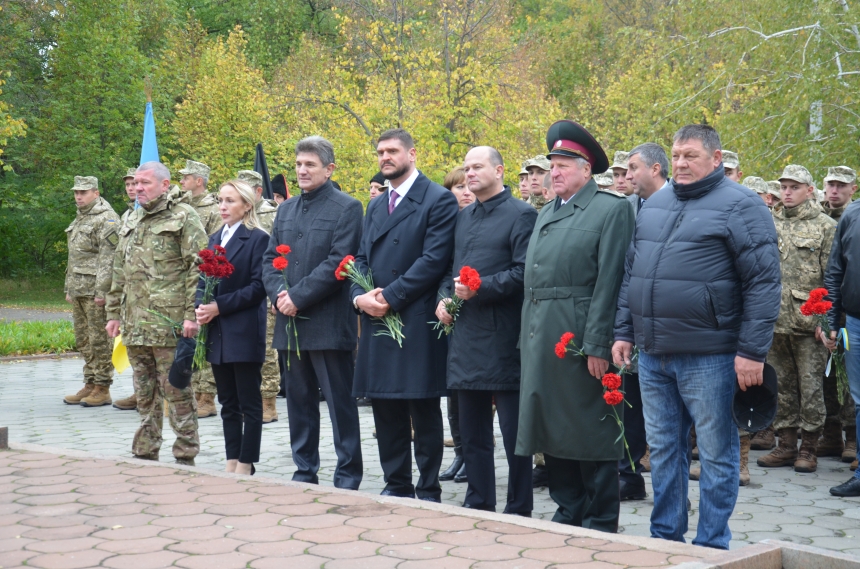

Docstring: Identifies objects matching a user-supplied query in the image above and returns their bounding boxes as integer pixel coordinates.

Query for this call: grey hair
[673,124,722,154]
[219,180,261,232]
[629,143,669,179]
[543,171,552,190]
[295,136,335,166]
[137,161,171,183]
[197,174,209,185]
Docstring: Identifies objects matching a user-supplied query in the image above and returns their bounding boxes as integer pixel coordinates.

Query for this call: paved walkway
[2,358,860,556]
[0,308,72,322]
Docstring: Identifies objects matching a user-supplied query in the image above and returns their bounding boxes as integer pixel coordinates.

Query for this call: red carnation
[809,288,828,303]
[555,342,567,359]
[603,390,624,406]
[335,255,355,281]
[273,257,288,271]
[560,332,575,346]
[602,373,622,391]
[276,244,291,255]
[199,249,214,262]
[213,245,227,255]
[459,266,482,291]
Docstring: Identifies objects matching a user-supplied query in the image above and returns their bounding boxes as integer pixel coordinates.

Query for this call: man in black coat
[352,128,459,501]
[435,146,537,514]
[262,136,364,489]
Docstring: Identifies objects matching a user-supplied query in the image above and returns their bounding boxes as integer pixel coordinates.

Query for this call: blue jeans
[639,352,739,550]
[841,316,860,478]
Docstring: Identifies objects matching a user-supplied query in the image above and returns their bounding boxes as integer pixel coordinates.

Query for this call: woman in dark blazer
[196,179,269,475]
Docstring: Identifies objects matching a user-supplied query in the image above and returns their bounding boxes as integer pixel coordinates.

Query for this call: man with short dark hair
[613,125,781,549]
[352,128,459,501]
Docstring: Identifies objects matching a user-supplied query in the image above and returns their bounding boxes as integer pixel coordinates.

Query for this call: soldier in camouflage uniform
[106,162,208,465]
[178,159,221,418]
[610,151,632,196]
[237,169,282,423]
[518,162,530,200]
[757,165,836,473]
[594,171,615,191]
[62,176,120,407]
[722,150,743,182]
[818,166,858,462]
[766,181,782,209]
[743,176,769,204]
[526,155,550,211]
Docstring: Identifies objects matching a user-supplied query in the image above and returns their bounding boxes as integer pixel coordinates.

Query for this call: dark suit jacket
[351,171,459,398]
[262,181,363,351]
[197,223,269,364]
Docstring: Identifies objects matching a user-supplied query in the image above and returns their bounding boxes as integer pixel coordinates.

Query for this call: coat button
[533,263,538,268]
[530,332,534,338]
[303,208,308,213]
[392,269,397,275]
[542,230,548,236]
[298,233,303,239]
[393,238,399,244]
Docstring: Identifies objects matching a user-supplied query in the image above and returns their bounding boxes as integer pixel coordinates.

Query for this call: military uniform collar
[778,198,823,220]
[77,198,99,215]
[141,191,170,215]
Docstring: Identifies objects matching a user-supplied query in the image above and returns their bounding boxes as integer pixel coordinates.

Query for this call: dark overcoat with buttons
[351,172,459,398]
[262,181,364,352]
[515,180,635,461]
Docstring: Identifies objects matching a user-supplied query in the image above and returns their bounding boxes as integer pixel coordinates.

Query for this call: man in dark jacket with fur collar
[612,125,781,550]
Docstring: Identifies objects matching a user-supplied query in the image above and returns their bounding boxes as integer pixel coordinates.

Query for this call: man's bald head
[466,146,504,169]
[463,146,505,201]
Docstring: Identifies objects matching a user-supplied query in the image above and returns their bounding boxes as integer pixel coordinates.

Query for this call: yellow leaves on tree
[0,73,27,170]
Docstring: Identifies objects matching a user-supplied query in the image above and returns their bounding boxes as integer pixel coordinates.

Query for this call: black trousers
[459,389,532,514]
[448,390,462,455]
[211,361,263,464]
[372,397,443,500]
[282,349,363,489]
[619,373,647,487]
[545,454,620,533]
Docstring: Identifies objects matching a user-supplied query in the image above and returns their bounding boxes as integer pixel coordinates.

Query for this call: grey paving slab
[2,357,860,553]
[0,308,72,322]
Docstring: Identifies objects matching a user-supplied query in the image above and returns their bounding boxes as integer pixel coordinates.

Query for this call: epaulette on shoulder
[597,188,626,198]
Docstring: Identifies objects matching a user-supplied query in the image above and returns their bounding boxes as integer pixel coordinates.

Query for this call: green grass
[0,277,69,310]
[0,320,76,356]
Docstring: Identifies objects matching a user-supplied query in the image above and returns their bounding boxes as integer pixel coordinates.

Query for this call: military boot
[262,396,278,423]
[739,434,751,486]
[843,428,857,463]
[113,393,137,411]
[175,457,195,466]
[197,393,217,418]
[750,426,776,450]
[794,429,820,473]
[64,383,94,405]
[80,385,112,407]
[757,428,798,467]
[817,421,845,457]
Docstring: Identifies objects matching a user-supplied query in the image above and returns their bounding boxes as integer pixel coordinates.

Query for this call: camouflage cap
[722,150,740,170]
[71,176,98,191]
[178,160,211,179]
[122,168,137,180]
[610,151,629,170]
[528,155,551,172]
[742,176,768,194]
[823,166,857,185]
[237,170,263,188]
[767,181,782,198]
[519,160,530,176]
[594,172,614,187]
[779,164,813,185]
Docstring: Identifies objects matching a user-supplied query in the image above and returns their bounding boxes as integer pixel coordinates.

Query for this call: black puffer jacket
[825,200,860,329]
[614,167,781,361]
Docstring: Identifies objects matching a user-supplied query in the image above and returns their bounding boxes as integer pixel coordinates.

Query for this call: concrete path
[0,308,72,322]
[2,358,860,555]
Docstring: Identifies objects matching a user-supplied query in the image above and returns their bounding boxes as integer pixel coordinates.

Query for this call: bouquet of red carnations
[195,245,234,369]
[801,288,850,404]
[432,266,481,338]
[336,255,405,347]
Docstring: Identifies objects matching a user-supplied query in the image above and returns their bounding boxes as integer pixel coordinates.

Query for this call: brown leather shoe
[757,428,798,467]
[640,446,651,472]
[64,383,94,405]
[80,385,112,407]
[739,434,751,486]
[843,428,857,463]
[817,421,844,457]
[794,429,820,473]
[444,438,455,448]
[262,396,278,423]
[852,459,858,471]
[750,426,776,450]
[113,393,137,411]
[197,393,217,418]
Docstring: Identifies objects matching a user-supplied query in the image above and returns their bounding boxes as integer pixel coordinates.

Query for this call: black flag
[254,143,273,200]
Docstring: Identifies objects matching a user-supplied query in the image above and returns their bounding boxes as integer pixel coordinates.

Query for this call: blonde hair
[219,180,261,231]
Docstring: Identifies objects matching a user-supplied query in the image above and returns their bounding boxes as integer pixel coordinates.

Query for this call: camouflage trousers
[127,345,199,461]
[771,333,827,432]
[824,365,856,428]
[71,296,113,386]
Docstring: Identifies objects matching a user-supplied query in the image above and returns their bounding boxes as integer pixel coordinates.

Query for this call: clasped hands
[355,288,390,318]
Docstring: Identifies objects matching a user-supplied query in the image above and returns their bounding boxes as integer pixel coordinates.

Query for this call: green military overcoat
[516,179,634,461]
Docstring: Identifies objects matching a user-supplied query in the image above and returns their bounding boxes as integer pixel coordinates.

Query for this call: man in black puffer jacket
[612,125,780,550]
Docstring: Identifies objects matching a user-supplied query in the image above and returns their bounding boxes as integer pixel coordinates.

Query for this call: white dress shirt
[220,222,239,247]
[389,168,420,209]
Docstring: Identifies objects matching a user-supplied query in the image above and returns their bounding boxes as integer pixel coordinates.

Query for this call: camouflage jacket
[527,193,547,211]
[64,197,120,298]
[774,198,837,334]
[255,198,278,234]
[106,188,207,347]
[190,191,222,236]
[823,201,847,222]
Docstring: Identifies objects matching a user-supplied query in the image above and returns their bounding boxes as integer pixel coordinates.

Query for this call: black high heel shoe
[251,464,256,476]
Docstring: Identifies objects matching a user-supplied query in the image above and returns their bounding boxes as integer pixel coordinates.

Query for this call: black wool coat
[197,223,269,364]
[351,171,459,399]
[441,190,537,391]
[262,181,363,352]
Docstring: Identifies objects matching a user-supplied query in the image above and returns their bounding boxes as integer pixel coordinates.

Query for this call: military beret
[546,120,609,174]
[824,166,857,185]
[528,155,551,172]
[722,150,740,170]
[610,151,629,170]
[594,172,614,188]
[742,176,768,194]
[122,168,137,180]
[271,174,288,199]
[370,171,387,185]
[237,170,264,187]
[178,160,211,179]
[71,176,98,191]
[779,164,813,186]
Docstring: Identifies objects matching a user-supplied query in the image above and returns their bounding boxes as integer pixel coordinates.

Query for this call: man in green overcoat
[516,120,634,532]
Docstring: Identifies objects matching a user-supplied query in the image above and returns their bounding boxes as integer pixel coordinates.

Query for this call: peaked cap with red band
[545,120,609,174]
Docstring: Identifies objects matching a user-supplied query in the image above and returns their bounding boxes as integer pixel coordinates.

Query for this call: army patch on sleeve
[106,231,119,246]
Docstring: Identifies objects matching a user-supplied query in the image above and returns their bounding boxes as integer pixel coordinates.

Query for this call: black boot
[439,454,464,482]
[454,461,467,483]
